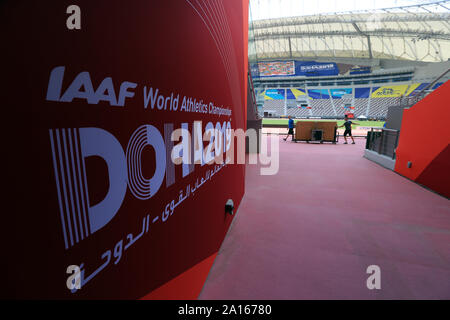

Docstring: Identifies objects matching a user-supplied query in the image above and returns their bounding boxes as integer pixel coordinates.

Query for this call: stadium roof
[249,1,450,62]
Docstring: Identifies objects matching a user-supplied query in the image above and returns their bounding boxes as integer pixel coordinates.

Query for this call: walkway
[199,136,450,299]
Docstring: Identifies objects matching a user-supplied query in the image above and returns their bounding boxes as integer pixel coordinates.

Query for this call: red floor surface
[199,135,450,299]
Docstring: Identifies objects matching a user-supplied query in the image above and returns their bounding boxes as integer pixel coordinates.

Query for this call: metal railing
[366,128,400,159]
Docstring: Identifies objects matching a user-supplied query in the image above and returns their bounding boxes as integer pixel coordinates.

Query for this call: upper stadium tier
[250,1,450,62]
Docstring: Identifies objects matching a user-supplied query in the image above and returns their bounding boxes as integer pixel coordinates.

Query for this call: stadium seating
[284,100,307,117]
[288,107,311,117]
[368,97,398,118]
[262,100,285,117]
[332,99,348,117]
[262,89,410,119]
[309,99,335,117]
[260,81,446,119]
[353,98,370,117]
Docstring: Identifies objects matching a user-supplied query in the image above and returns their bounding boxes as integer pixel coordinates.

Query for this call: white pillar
[284,88,287,116]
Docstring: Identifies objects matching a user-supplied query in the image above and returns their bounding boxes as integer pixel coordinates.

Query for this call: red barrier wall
[395,80,450,198]
[4,0,248,299]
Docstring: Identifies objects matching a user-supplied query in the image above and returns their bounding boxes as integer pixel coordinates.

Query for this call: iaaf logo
[47,66,279,250]
[49,122,235,250]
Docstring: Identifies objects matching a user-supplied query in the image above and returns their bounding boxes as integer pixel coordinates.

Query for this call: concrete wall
[395,80,450,198]
[385,105,404,131]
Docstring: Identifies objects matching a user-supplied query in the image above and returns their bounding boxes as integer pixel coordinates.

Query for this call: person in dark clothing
[338,115,359,144]
[283,116,295,141]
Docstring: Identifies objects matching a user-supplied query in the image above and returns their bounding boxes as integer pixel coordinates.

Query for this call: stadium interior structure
[248,1,450,120]
[5,0,450,301]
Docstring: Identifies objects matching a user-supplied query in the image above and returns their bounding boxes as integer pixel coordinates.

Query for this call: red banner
[4,0,248,299]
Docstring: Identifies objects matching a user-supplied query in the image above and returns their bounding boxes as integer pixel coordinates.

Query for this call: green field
[262,118,385,128]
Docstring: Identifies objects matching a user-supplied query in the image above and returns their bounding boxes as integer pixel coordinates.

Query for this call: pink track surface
[199,135,450,299]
